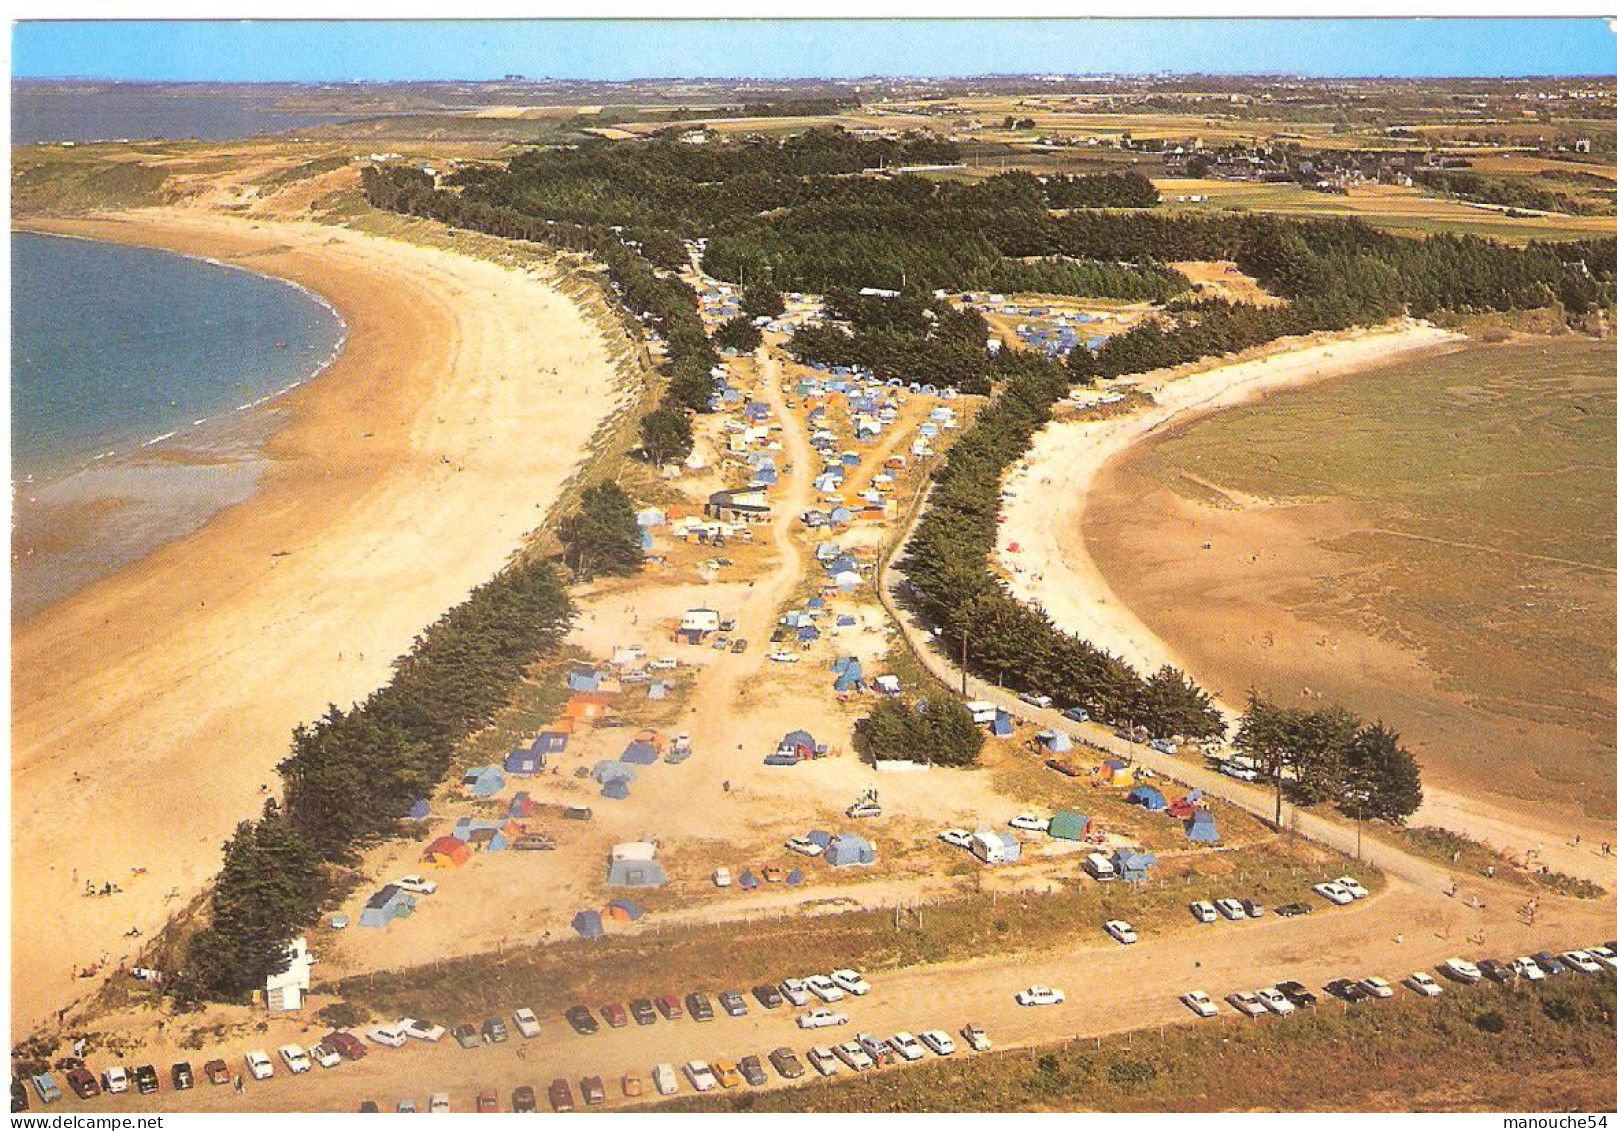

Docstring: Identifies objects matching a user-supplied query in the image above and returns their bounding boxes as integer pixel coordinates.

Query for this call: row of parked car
[1184,876,1367,927]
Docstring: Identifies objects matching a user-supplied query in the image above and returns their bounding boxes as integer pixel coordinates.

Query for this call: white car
[1226,991,1266,1018]
[960,1024,991,1052]
[1589,946,1617,971]
[366,1024,408,1048]
[1512,957,1546,982]
[833,1042,875,1072]
[398,1017,445,1042]
[101,1067,129,1094]
[938,828,973,849]
[713,867,733,888]
[510,1007,540,1039]
[889,1032,925,1062]
[308,1043,341,1069]
[786,835,825,857]
[429,1094,451,1113]
[1019,692,1054,709]
[805,974,846,1002]
[1256,987,1296,1016]
[1015,985,1066,1007]
[1313,882,1355,906]
[797,1008,850,1030]
[768,650,800,664]
[1220,764,1259,782]
[1406,972,1444,997]
[683,1061,718,1093]
[806,1047,841,1077]
[1562,950,1603,975]
[652,1064,679,1097]
[779,978,812,1007]
[392,875,438,896]
[1359,976,1394,999]
[244,1051,274,1081]
[1104,919,1138,945]
[919,1030,956,1056]
[1189,900,1218,924]
[1008,813,1050,833]
[830,968,872,996]
[1334,875,1370,899]
[1444,958,1483,984]
[1181,990,1219,1018]
[1214,898,1247,921]
[277,1044,312,1074]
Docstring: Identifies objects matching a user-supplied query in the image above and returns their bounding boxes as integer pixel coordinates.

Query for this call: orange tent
[422,836,472,868]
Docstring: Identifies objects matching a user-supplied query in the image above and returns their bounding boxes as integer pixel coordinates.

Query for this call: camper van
[1083,853,1117,882]
[966,701,998,725]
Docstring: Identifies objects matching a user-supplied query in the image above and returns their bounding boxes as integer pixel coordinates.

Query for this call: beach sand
[10,209,629,1038]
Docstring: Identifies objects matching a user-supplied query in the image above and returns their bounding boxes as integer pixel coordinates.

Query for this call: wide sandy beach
[11,209,628,1038]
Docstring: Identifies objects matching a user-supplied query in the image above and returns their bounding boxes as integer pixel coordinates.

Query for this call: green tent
[1048,810,1091,842]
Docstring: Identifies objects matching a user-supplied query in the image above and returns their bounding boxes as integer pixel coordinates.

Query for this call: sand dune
[10,210,628,1038]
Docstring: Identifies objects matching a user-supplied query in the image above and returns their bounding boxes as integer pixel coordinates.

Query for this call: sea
[11,83,360,145]
[11,232,347,618]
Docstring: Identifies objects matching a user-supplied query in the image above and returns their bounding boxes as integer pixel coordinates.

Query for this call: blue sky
[12,19,1617,82]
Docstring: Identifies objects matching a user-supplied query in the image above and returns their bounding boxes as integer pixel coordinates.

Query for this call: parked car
[1334,875,1370,899]
[244,1052,274,1081]
[565,1005,600,1035]
[960,1023,992,1052]
[132,1065,159,1095]
[65,1068,100,1100]
[804,975,845,1003]
[547,1079,574,1113]
[1588,946,1617,971]
[1189,900,1218,924]
[396,1100,417,1113]
[712,868,733,888]
[1562,950,1603,975]
[366,1023,408,1048]
[652,1063,679,1096]
[856,1033,896,1066]
[629,997,658,1026]
[429,1093,451,1113]
[511,1085,537,1113]
[1406,972,1444,997]
[753,983,784,1009]
[1181,990,1220,1018]
[201,1060,230,1086]
[779,978,812,1007]
[1326,978,1371,1003]
[806,1047,841,1076]
[171,1061,196,1088]
[1019,692,1054,709]
[732,638,749,653]
[1240,898,1265,918]
[580,1075,606,1105]
[718,989,749,1017]
[101,1066,130,1094]
[712,1062,742,1089]
[483,1016,510,1044]
[1104,919,1138,945]
[477,1090,499,1113]
[786,835,825,857]
[1214,898,1248,921]
[31,1074,62,1104]
[513,1007,542,1038]
[1256,987,1296,1016]
[1478,959,1518,985]
[1512,957,1547,982]
[1313,882,1355,906]
[1361,977,1395,999]
[656,994,685,1020]
[737,1056,768,1086]
[1062,706,1091,723]
[324,1031,367,1060]
[278,1045,312,1074]
[1009,813,1050,833]
[889,1032,926,1062]
[938,828,973,849]
[830,968,872,996]
[684,992,714,1022]
[391,874,438,895]
[308,1045,340,1070]
[599,1002,629,1028]
[451,1023,480,1049]
[1275,981,1318,1009]
[1220,763,1259,782]
[798,1007,850,1029]
[1226,991,1266,1017]
[1531,952,1568,977]
[1273,901,1313,918]
[358,1101,379,1113]
[768,651,800,664]
[832,1042,875,1072]
[769,1047,806,1079]
[399,1017,445,1042]
[1015,985,1066,1007]
[622,1071,644,1098]
[919,1030,957,1055]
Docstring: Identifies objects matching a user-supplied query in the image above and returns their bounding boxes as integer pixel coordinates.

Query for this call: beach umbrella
[570,910,604,940]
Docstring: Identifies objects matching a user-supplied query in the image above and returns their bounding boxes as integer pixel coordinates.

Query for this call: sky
[11,18,1617,82]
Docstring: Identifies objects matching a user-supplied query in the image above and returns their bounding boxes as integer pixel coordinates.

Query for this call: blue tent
[606,858,665,886]
[1128,786,1169,811]
[806,596,825,609]
[568,669,602,693]
[532,732,569,755]
[571,910,604,939]
[591,760,637,784]
[1040,730,1074,754]
[360,885,417,929]
[990,711,1015,738]
[1113,848,1158,883]
[798,625,822,644]
[461,765,505,797]
[805,829,833,849]
[504,747,545,775]
[780,730,819,758]
[786,867,804,886]
[738,870,759,891]
[606,899,645,921]
[1186,809,1221,843]
[836,614,857,627]
[601,778,631,801]
[621,740,660,765]
[407,798,430,821]
[825,834,876,868]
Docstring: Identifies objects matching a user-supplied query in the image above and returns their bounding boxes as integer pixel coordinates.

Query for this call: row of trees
[1412,168,1592,216]
[853,697,985,767]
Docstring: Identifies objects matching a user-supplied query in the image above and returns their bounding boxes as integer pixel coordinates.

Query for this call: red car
[599,1002,629,1028]
[65,1068,99,1100]
[477,1090,499,1113]
[323,1031,367,1061]
[547,1079,574,1113]
[654,994,684,1021]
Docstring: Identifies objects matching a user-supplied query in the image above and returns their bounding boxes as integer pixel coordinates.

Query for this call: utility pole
[959,630,969,699]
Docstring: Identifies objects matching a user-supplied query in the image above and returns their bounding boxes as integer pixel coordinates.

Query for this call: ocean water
[11,84,357,144]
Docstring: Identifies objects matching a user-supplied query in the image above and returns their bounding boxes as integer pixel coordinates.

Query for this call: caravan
[966,700,998,725]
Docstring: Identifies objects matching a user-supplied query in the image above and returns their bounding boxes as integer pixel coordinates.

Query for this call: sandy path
[994,322,1617,887]
[11,209,628,1038]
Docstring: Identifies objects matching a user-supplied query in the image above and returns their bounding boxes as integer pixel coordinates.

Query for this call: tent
[359,885,417,929]
[990,711,1015,738]
[461,764,505,797]
[1040,730,1074,754]
[779,730,821,759]
[621,740,660,765]
[1127,786,1168,811]
[601,778,632,801]
[422,836,472,869]
[606,857,666,886]
[1186,809,1221,843]
[504,746,545,776]
[568,668,603,693]
[604,899,645,922]
[571,910,605,939]
[805,829,833,850]
[647,680,670,701]
[786,867,804,886]
[825,834,876,868]
[509,792,536,818]
[407,798,431,821]
[1048,810,1092,842]
[970,829,1021,865]
[1167,796,1198,820]
[1113,848,1158,884]
[738,869,760,891]
[591,760,637,784]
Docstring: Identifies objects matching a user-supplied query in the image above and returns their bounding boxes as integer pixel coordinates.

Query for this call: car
[1062,705,1091,723]
[1019,692,1054,709]
[737,1056,768,1087]
[779,978,812,1007]
[805,974,845,1002]
[806,1047,841,1076]
[1220,764,1259,782]
[798,1007,850,1029]
[832,1042,875,1072]
[513,1007,542,1038]
[622,1071,644,1098]
[65,1068,100,1100]
[1273,901,1313,918]
[1479,959,1518,985]
[171,1061,197,1088]
[768,651,800,664]
[1313,882,1355,906]
[132,1065,159,1095]
[547,1079,574,1113]
[483,1016,510,1043]
[652,1064,679,1096]
[565,1005,600,1034]
[889,1032,926,1062]
[11,1078,27,1112]
[656,994,685,1020]
[1326,978,1370,1003]
[367,1023,408,1048]
[201,1061,229,1087]
[1406,972,1444,997]
[1275,981,1318,1009]
[786,835,825,857]
[101,1065,130,1094]
[769,1047,806,1079]
[1512,956,1547,982]
[1562,950,1603,975]
[391,874,438,895]
[712,1062,742,1089]
[718,989,749,1017]
[719,618,738,633]
[752,983,784,1009]
[857,1033,897,1066]
[580,1075,606,1106]
[1256,987,1296,1016]
[938,828,973,849]
[452,1023,480,1049]
[919,1029,957,1055]
[396,1100,418,1113]
[685,992,714,1022]
[1104,919,1138,945]
[1149,738,1178,755]
[429,1093,451,1113]
[1360,976,1395,999]
[1589,946,1617,971]
[599,1001,629,1028]
[358,1101,380,1113]
[1015,985,1066,1007]
[244,1052,274,1081]
[1009,813,1050,833]
[732,639,749,653]
[324,1031,367,1060]
[308,1044,340,1070]
[32,1074,62,1104]
[830,968,872,996]
[1189,900,1218,924]
[278,1044,312,1074]
[1214,898,1247,921]
[399,1017,445,1043]
[1531,952,1568,977]
[1334,875,1370,899]
[512,1085,538,1113]
[477,1090,499,1113]
[1181,990,1220,1018]
[713,868,733,888]
[960,1023,991,1052]
[629,997,658,1026]
[1226,991,1266,1017]
[1240,898,1265,918]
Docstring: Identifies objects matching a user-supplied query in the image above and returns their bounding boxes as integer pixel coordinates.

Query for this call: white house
[265,937,315,1012]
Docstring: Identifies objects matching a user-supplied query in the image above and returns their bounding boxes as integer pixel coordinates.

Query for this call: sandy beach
[10,209,629,1038]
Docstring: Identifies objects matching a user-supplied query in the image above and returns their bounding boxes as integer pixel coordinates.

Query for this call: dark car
[482,1017,509,1044]
[580,1075,606,1106]
[737,1056,768,1087]
[1273,902,1313,918]
[629,997,657,1026]
[358,1101,380,1113]
[564,1005,599,1035]
[1533,951,1568,977]
[12,1078,29,1113]
[452,1024,480,1049]
[1275,981,1317,1009]
[323,1031,367,1061]
[768,1047,805,1079]
[1479,959,1518,985]
[599,1002,629,1029]
[717,989,749,1018]
[752,984,784,1010]
[547,1079,574,1113]
[133,1065,159,1095]
[476,1090,499,1113]
[66,1068,100,1100]
[512,1085,537,1113]
[732,639,749,653]
[684,992,714,1022]
[203,1059,231,1086]
[1325,978,1369,1003]
[170,1062,194,1091]
[655,994,684,1021]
